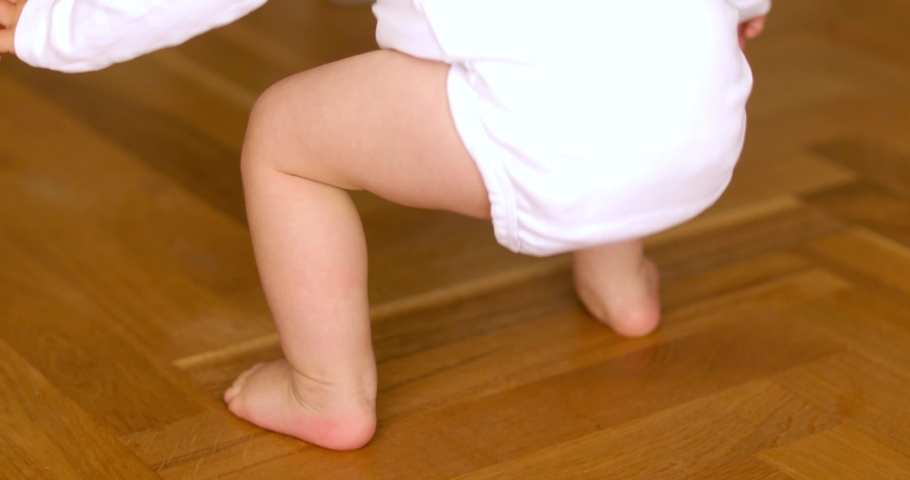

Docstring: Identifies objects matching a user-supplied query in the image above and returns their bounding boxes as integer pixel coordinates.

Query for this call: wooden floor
[3,1,910,478]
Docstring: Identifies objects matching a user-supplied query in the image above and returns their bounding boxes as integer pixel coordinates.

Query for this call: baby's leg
[223,50,490,450]
[572,240,661,337]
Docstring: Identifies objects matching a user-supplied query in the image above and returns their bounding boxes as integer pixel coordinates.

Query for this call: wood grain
[456,382,837,480]
[774,352,910,456]
[216,317,841,479]
[0,338,159,479]
[2,0,910,477]
[759,424,910,479]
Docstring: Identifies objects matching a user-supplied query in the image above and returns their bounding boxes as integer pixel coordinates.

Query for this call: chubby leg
[572,240,661,337]
[223,50,490,450]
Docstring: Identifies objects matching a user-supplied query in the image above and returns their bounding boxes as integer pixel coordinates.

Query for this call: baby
[1,0,769,451]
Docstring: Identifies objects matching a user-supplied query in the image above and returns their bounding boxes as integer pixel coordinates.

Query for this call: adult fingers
[745,16,766,39]
[0,0,16,27]
[0,28,13,56]
[0,1,17,28]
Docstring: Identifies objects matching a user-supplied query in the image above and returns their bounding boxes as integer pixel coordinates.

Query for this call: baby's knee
[241,75,318,175]
[246,78,299,144]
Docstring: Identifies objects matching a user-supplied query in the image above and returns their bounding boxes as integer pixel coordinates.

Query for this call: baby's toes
[223,363,266,403]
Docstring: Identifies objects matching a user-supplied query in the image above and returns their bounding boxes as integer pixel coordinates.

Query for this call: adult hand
[0,0,27,60]
[738,15,766,50]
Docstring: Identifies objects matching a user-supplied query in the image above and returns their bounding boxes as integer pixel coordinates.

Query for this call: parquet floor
[2,1,910,478]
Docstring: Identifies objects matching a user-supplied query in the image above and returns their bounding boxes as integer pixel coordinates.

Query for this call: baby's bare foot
[597,257,661,337]
[573,242,662,337]
[224,359,376,451]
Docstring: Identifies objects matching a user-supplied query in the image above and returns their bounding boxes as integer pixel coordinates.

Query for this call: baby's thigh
[243,50,490,220]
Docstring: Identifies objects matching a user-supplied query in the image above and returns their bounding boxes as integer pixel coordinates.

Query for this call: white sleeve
[727,0,771,22]
[14,0,268,72]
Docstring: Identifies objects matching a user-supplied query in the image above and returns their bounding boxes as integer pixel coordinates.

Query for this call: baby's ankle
[225,359,377,450]
[290,373,376,449]
[288,367,377,414]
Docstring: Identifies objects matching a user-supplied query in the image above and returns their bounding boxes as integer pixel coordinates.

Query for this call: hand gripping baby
[3,0,769,451]
[0,0,25,58]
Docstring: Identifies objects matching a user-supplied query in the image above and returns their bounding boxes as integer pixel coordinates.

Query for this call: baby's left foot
[224,359,376,451]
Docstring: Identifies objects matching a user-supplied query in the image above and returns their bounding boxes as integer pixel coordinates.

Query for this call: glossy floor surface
[2,0,910,478]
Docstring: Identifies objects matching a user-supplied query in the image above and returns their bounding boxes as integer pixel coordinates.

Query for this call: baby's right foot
[573,242,662,337]
[224,359,376,451]
[598,257,661,337]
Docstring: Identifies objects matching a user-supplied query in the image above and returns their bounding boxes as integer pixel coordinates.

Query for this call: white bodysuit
[16,0,771,256]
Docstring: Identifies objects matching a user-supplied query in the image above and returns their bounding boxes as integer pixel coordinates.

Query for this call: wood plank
[825,0,910,68]
[828,100,910,154]
[714,147,854,210]
[3,58,250,224]
[748,30,910,119]
[118,410,306,480]
[803,286,910,379]
[135,261,845,479]
[703,457,795,480]
[0,182,276,368]
[4,60,585,326]
[174,196,820,375]
[184,0,378,89]
[805,228,910,296]
[147,49,258,110]
[372,267,847,422]
[811,138,910,197]
[0,337,160,479]
[177,254,840,404]
[658,251,812,308]
[774,353,910,457]
[356,193,542,306]
[214,313,841,479]
[805,182,910,249]
[759,0,831,34]
[747,33,864,118]
[179,267,579,397]
[740,100,910,188]
[649,204,844,280]
[0,173,270,364]
[454,382,836,479]
[743,100,851,155]
[0,232,216,435]
[0,188,222,434]
[4,0,910,476]
[0,71,260,301]
[648,195,804,246]
[1,68,565,363]
[759,424,910,480]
